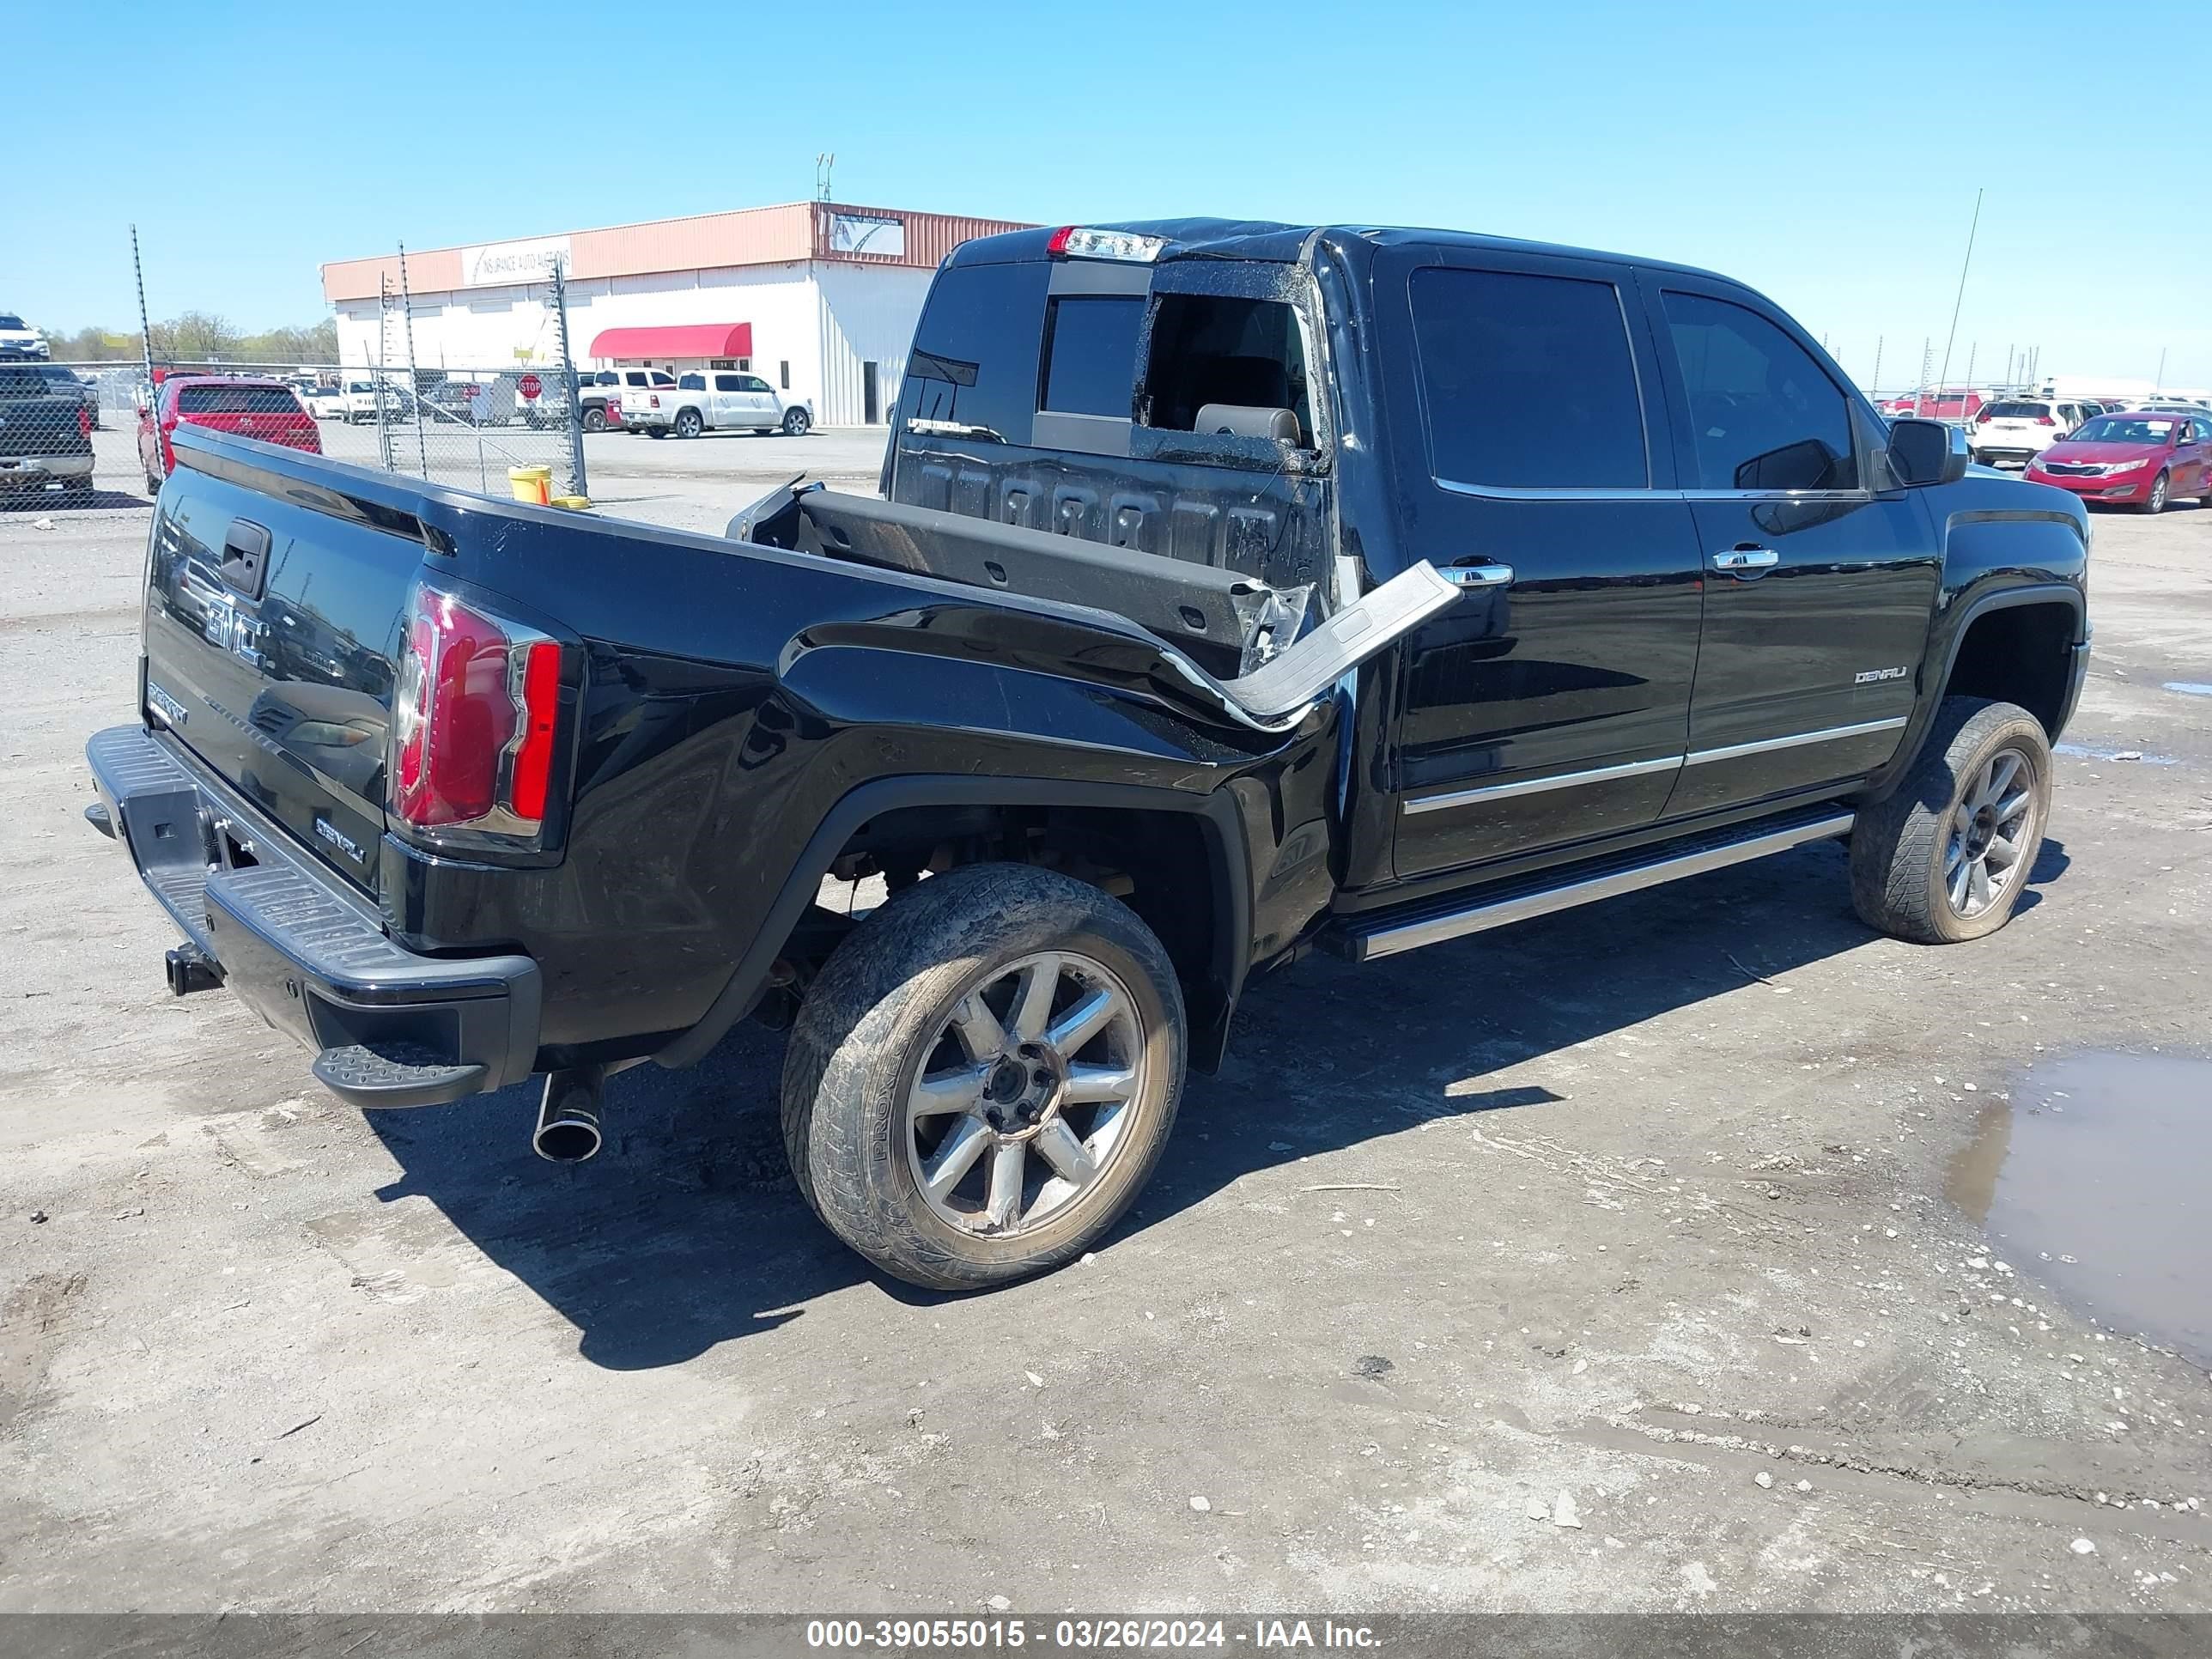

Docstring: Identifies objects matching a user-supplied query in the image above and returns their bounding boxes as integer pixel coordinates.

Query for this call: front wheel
[1850,697,2051,945]
[781,863,1186,1291]
[782,407,811,437]
[2136,471,2170,514]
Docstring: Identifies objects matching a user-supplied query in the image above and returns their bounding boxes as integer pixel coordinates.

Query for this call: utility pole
[551,255,587,502]
[2154,345,2168,394]
[815,152,836,202]
[1934,186,1984,417]
[1870,336,1883,401]
[398,242,428,480]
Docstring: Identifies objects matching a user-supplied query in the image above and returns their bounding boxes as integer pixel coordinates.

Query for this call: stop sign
[519,373,544,399]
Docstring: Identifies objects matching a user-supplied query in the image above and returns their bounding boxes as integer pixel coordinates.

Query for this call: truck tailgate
[142,444,423,894]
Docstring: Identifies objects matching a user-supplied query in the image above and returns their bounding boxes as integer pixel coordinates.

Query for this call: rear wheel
[674,407,704,439]
[781,863,1185,1291]
[2137,471,2170,514]
[580,406,607,434]
[1850,697,2051,945]
[782,407,811,437]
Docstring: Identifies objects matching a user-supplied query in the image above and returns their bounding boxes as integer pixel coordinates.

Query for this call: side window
[623,371,648,387]
[713,374,742,392]
[738,375,771,393]
[678,374,707,392]
[1660,291,1859,491]
[1409,266,1650,489]
[1039,295,1144,418]
[896,259,1050,442]
[1141,294,1311,441]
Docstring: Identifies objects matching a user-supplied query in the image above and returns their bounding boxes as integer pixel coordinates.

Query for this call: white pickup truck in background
[616,369,813,438]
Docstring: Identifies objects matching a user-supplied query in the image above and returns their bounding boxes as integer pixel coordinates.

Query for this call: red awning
[586,323,753,361]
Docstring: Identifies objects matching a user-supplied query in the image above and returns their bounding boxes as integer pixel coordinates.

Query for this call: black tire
[674,407,704,439]
[781,863,1186,1291]
[143,470,162,495]
[580,406,607,434]
[1850,696,2051,945]
[782,407,811,437]
[2136,471,2169,514]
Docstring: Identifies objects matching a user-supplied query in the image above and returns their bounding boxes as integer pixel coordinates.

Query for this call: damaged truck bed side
[88,217,2089,1291]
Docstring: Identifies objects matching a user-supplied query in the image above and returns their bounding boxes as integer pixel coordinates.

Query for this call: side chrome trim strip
[1684,716,1907,768]
[1402,754,1681,816]
[1357,811,1856,959]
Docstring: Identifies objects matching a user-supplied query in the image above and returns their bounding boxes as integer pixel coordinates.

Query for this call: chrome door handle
[1442,562,1514,589]
[1711,547,1779,574]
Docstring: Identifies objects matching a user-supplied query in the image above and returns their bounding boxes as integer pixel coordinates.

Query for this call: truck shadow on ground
[364,836,2071,1371]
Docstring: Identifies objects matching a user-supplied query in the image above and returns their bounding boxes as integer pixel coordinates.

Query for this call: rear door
[1374,245,1705,877]
[2179,417,2212,493]
[1639,274,1938,817]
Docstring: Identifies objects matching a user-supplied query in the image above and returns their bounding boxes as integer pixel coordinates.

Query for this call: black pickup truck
[86,218,2089,1291]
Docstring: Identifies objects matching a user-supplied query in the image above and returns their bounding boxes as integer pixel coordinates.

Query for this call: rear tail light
[2036,414,2056,426]
[76,407,92,439]
[648,393,660,410]
[391,583,564,848]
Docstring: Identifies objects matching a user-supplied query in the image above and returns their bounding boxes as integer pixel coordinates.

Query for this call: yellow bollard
[507,465,553,506]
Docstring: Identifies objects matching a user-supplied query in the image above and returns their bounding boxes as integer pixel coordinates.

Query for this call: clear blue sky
[10,0,2208,388]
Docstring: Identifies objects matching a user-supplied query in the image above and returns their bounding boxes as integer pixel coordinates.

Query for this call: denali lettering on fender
[1854,666,1910,684]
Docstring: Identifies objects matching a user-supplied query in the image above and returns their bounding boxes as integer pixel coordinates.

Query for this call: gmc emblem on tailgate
[314,816,367,866]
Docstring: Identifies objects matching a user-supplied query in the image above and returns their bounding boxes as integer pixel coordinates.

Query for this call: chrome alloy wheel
[1944,747,2035,918]
[904,951,1147,1237]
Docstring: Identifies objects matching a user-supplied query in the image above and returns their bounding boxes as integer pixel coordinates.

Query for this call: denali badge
[146,680,188,727]
[314,816,366,866]
[1854,666,1909,684]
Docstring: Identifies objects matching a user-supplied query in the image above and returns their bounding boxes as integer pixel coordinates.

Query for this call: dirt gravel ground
[2,431,2209,1615]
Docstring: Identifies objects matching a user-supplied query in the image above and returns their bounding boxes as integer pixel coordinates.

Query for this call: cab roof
[943,217,1736,286]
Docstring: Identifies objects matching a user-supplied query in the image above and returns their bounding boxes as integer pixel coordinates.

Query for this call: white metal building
[320,201,1030,428]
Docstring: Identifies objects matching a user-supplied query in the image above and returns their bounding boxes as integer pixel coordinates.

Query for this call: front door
[2177,417,2212,495]
[1376,246,1706,878]
[1639,276,1941,817]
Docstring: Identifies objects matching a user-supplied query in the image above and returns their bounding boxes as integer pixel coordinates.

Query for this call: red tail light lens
[76,407,92,439]
[2035,414,2055,426]
[391,584,563,845]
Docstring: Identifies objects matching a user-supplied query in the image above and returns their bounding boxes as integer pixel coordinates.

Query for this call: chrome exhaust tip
[533,1066,605,1163]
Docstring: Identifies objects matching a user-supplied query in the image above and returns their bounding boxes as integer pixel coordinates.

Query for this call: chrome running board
[1328,807,1856,962]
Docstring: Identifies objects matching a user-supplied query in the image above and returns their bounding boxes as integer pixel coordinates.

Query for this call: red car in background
[1881,388,1988,422]
[2024,410,2212,514]
[138,375,320,493]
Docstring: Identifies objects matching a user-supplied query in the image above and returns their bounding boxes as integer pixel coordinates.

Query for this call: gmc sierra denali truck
[85,218,2090,1291]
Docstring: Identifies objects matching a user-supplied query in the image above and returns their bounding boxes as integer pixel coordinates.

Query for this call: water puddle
[2053,742,2178,766]
[1948,1052,2212,1362]
[2164,682,2212,698]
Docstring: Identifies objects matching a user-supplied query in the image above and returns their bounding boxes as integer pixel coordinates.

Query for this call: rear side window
[1039,295,1143,418]
[678,374,707,391]
[1662,292,1857,490]
[1409,267,1649,489]
[897,259,1050,442]
[713,374,742,392]
[1143,294,1311,441]
[178,386,301,415]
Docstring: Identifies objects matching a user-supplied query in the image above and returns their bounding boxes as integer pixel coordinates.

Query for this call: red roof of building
[587,323,754,361]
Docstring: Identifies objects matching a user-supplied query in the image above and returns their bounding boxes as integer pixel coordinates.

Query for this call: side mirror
[1887,416,1969,487]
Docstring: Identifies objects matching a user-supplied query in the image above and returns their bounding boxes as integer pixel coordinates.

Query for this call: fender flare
[653,775,1255,1072]
[1865,580,2086,801]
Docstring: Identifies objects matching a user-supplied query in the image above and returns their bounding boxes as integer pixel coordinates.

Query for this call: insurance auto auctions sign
[459,236,572,288]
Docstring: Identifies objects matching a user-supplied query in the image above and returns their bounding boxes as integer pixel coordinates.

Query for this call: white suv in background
[0,312,50,361]
[1969,398,2087,468]
[617,369,814,438]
